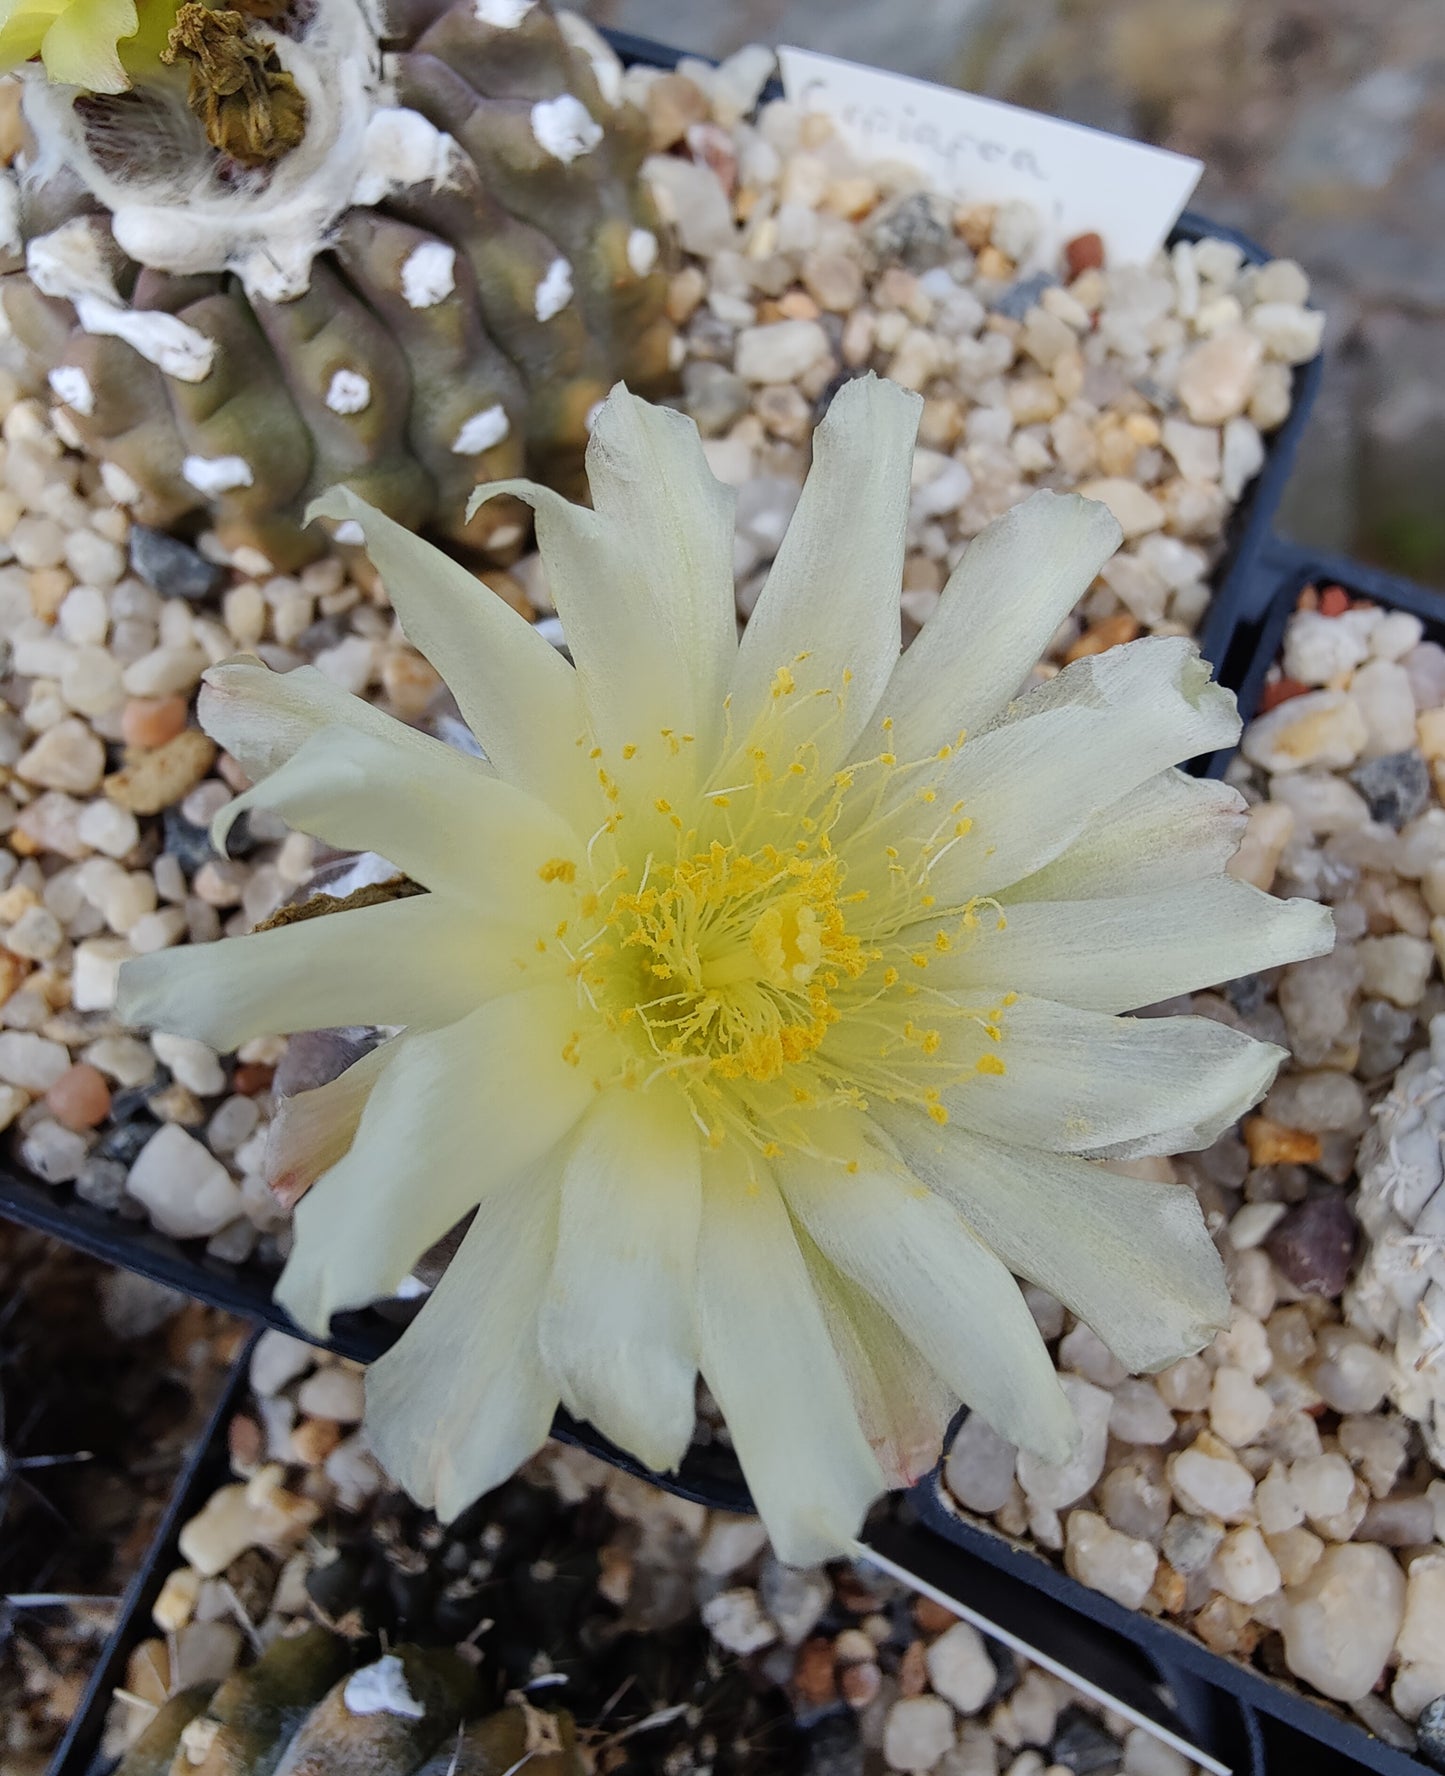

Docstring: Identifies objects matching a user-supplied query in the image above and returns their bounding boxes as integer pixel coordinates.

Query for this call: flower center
[597,836,867,1087]
[530,672,1016,1155]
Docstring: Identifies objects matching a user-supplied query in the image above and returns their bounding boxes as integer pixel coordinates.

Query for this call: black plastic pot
[54,1335,1261,1776]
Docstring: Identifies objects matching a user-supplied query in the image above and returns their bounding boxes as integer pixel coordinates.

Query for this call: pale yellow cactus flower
[0,0,177,92]
[120,375,1332,1564]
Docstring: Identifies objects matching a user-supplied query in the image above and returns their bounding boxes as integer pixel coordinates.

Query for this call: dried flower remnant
[119,375,1332,1563]
[162,2,307,166]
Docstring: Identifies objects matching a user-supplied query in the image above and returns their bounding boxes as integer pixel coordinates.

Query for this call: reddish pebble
[228,1413,264,1474]
[1065,230,1105,276]
[1259,674,1311,713]
[793,1638,837,1708]
[912,1596,960,1635]
[121,695,189,750]
[231,1062,275,1096]
[45,1061,111,1130]
[1319,584,1350,616]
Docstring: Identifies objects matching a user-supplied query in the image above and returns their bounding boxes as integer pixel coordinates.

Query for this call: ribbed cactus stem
[1347,1013,1445,1463]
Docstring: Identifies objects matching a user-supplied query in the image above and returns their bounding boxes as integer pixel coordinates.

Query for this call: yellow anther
[538,857,576,884]
[976,1054,1006,1076]
[622,743,638,759]
[771,665,796,699]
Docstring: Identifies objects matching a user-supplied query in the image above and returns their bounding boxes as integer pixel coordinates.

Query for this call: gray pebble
[128,526,224,602]
[1418,1695,1445,1771]
[1350,749,1431,828]
[864,190,953,270]
[992,270,1060,320]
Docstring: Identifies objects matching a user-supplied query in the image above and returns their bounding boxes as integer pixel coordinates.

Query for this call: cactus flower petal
[120,374,1333,1564]
[885,1120,1233,1376]
[1,0,136,91]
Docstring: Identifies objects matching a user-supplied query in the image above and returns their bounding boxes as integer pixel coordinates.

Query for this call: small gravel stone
[45,1061,112,1130]
[1108,1380,1175,1445]
[1282,1543,1406,1701]
[1211,1526,1281,1605]
[946,1412,1019,1512]
[1167,1434,1255,1522]
[1351,749,1431,827]
[1266,1194,1357,1297]
[75,798,140,858]
[16,717,106,793]
[126,1123,244,1238]
[120,695,189,750]
[5,904,62,960]
[295,1363,365,1424]
[924,1621,995,1714]
[1063,1511,1158,1610]
[151,1031,226,1096]
[105,729,216,814]
[759,1558,831,1645]
[1159,1513,1224,1577]
[1209,1365,1274,1445]
[736,319,833,384]
[1174,328,1263,424]
[701,1587,777,1655]
[20,1118,88,1182]
[1418,1697,1445,1771]
[883,1695,955,1773]
[129,526,224,601]
[1242,689,1368,772]
[1050,1706,1122,1775]
[0,1030,72,1091]
[249,1329,314,1397]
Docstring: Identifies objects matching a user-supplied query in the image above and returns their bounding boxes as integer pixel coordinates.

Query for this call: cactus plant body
[0,0,674,565]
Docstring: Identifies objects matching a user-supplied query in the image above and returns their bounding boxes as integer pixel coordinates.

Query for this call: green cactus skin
[173,1626,353,1776]
[113,1685,220,1776]
[414,1704,585,1776]
[1,0,674,567]
[270,1645,479,1776]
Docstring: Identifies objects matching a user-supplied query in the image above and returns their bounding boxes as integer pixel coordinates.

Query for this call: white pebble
[1064,1510,1158,1610]
[1241,689,1368,773]
[82,1034,156,1087]
[1168,1436,1255,1522]
[76,799,140,858]
[57,584,109,646]
[296,1364,365,1423]
[735,319,832,384]
[152,1031,226,1096]
[883,1696,955,1773]
[924,1620,995,1714]
[1211,1525,1281,1605]
[127,1124,244,1238]
[0,1031,71,1091]
[1282,1543,1404,1701]
[701,1587,776,1654]
[20,1119,88,1182]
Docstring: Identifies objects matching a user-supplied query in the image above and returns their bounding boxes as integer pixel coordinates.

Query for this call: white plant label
[777,46,1203,267]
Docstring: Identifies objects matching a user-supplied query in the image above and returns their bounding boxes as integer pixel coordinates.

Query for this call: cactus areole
[0,0,675,565]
